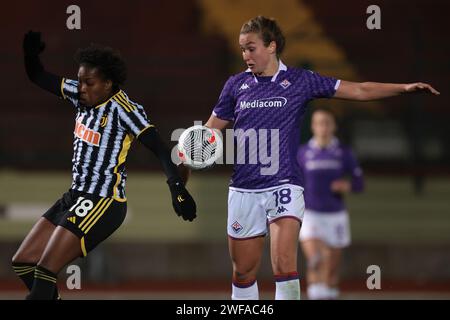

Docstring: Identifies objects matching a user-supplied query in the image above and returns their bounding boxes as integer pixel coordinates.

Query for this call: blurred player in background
[298,108,363,300]
[204,16,439,300]
[12,31,196,300]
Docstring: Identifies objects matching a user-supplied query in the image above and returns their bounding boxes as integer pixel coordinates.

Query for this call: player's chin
[79,95,93,105]
[249,65,264,75]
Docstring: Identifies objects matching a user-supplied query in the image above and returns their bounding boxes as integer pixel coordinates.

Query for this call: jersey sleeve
[344,147,364,193]
[296,145,308,185]
[60,78,80,107]
[305,70,340,99]
[117,99,153,138]
[212,76,236,121]
[296,145,306,172]
[24,54,64,98]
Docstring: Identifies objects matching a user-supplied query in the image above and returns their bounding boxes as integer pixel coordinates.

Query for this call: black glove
[167,178,197,222]
[23,30,45,56]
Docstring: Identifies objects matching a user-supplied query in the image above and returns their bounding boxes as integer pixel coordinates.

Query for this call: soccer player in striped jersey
[205,16,439,300]
[298,109,364,299]
[12,31,197,300]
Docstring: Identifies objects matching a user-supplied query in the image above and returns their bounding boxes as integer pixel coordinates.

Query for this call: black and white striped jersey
[61,78,153,201]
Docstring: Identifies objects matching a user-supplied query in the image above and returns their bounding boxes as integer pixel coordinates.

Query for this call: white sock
[275,273,300,300]
[232,281,259,300]
[307,283,328,300]
[325,286,339,299]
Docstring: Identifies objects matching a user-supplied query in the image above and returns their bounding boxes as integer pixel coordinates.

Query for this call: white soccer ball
[177,125,223,170]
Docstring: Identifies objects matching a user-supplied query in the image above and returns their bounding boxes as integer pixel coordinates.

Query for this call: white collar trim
[308,137,339,150]
[245,60,287,83]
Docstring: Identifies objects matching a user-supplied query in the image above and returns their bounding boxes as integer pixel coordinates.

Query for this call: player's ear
[268,41,276,54]
[105,79,112,91]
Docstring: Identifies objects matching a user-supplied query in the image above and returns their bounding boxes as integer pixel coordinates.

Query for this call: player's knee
[11,252,20,264]
[307,252,323,271]
[233,265,257,282]
[233,272,256,285]
[12,250,36,265]
[272,253,297,274]
[37,254,52,270]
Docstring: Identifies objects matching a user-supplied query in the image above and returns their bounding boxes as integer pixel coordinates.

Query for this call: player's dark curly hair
[240,16,286,57]
[74,44,126,89]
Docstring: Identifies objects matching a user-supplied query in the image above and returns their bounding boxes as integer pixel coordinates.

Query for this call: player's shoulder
[227,71,252,85]
[61,78,79,95]
[279,67,316,85]
[299,142,309,151]
[297,142,309,156]
[335,140,355,156]
[220,71,253,96]
[64,78,79,86]
[276,65,306,75]
[111,90,143,113]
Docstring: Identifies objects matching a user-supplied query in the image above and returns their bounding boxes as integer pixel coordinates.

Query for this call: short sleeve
[115,92,153,137]
[212,76,236,121]
[60,78,79,107]
[305,70,340,99]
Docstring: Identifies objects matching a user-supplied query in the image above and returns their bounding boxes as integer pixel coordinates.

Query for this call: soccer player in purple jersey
[204,16,439,300]
[298,109,364,300]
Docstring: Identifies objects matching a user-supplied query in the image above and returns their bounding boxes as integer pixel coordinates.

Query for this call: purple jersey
[212,61,340,190]
[297,138,364,213]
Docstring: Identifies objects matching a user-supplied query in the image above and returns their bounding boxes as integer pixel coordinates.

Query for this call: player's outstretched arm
[334,80,440,101]
[138,126,197,222]
[23,31,63,97]
[205,114,231,131]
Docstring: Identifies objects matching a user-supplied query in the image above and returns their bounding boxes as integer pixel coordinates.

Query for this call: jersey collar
[308,137,339,150]
[246,60,287,83]
[94,90,122,109]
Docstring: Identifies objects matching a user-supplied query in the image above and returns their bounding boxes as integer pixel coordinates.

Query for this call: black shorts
[43,189,127,257]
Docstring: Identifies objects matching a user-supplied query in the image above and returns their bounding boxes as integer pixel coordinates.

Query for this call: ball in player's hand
[177,125,223,171]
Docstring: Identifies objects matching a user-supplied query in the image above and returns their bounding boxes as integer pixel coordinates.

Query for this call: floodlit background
[0,0,449,299]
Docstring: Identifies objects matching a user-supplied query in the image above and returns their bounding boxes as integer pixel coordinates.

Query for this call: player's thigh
[13,217,56,263]
[267,184,305,226]
[13,192,72,263]
[38,226,83,273]
[39,196,127,273]
[269,217,301,272]
[299,209,327,244]
[228,236,265,274]
[227,190,268,239]
[59,195,127,257]
[324,247,342,275]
